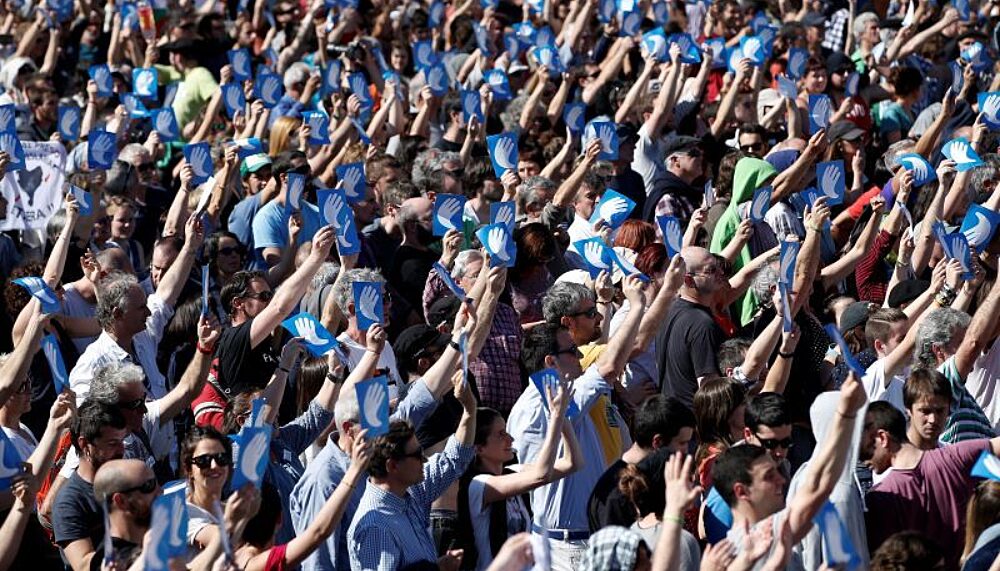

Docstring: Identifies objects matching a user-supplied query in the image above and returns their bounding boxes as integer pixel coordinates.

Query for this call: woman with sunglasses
[182,425,234,556]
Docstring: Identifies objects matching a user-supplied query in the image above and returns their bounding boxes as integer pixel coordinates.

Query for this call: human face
[804,69,828,94]
[216,236,243,275]
[189,438,231,496]
[36,93,57,123]
[120,286,152,337]
[575,185,601,219]
[567,299,602,345]
[738,133,766,157]
[551,329,584,379]
[518,160,540,179]
[117,381,147,433]
[858,412,877,463]
[351,187,380,227]
[394,436,427,486]
[874,320,907,358]
[741,456,787,517]
[685,254,726,295]
[111,207,136,240]
[746,424,793,462]
[863,21,880,46]
[3,378,31,415]
[85,426,127,468]
[908,395,950,445]
[441,161,464,195]
[478,417,515,465]
[373,167,400,203]
[116,466,160,526]
[665,426,694,452]
[458,258,484,291]
[149,245,179,289]
[247,165,272,195]
[237,278,272,319]
[391,47,408,72]
[670,150,704,183]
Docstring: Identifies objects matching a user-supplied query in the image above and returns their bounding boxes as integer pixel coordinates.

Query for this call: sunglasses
[443,168,464,178]
[396,447,426,461]
[551,344,580,357]
[218,246,242,256]
[242,289,274,302]
[755,435,794,450]
[119,477,157,495]
[569,307,599,319]
[740,143,764,152]
[118,397,146,411]
[190,452,233,469]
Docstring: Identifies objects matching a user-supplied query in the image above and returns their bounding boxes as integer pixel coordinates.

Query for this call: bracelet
[449,340,462,352]
[777,350,795,359]
[326,372,342,384]
[196,343,214,355]
[596,299,613,305]
[663,513,684,525]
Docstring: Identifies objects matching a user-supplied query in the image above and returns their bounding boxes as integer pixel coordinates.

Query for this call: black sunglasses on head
[119,477,157,495]
[190,452,232,469]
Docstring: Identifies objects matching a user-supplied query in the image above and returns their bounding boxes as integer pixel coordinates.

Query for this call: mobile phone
[0,34,14,45]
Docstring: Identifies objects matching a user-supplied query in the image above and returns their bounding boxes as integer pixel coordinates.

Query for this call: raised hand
[365,323,386,353]
[197,314,222,350]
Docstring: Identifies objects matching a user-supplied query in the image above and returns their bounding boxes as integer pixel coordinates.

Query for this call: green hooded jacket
[709,157,777,326]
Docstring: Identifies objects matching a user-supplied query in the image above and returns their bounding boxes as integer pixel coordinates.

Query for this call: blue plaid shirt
[348,437,475,571]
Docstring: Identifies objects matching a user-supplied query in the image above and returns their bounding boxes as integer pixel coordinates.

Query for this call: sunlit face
[215,236,243,275]
[874,320,907,357]
[741,456,787,516]
[566,299,602,345]
[391,47,408,72]
[458,257,484,291]
[247,165,272,195]
[149,244,178,289]
[119,286,152,337]
[189,438,231,496]
[116,381,147,433]
[908,395,951,445]
[111,206,136,240]
[574,184,601,219]
[518,160,540,180]
[84,426,127,468]
[738,133,766,157]
[236,277,272,320]
[804,69,828,94]
[863,22,880,45]
[393,436,427,486]
[551,328,584,379]
[441,160,464,195]
[745,424,793,462]
[477,416,515,464]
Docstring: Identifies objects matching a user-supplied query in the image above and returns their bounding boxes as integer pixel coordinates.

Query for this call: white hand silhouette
[416,43,432,66]
[597,124,615,152]
[155,111,175,135]
[964,212,991,247]
[232,51,250,77]
[984,94,1000,122]
[0,134,19,161]
[789,51,805,75]
[600,0,614,20]
[982,454,1000,479]
[495,204,514,227]
[60,109,78,137]
[487,71,507,92]
[240,431,269,483]
[437,198,461,230]
[463,93,478,116]
[780,244,797,280]
[845,72,859,95]
[644,36,666,59]
[0,106,13,132]
[430,2,443,22]
[288,176,304,208]
[262,76,281,103]
[622,11,640,32]
[598,196,628,222]
[23,277,56,304]
[663,218,682,252]
[91,133,114,165]
[751,188,770,220]
[362,381,386,428]
[358,285,380,322]
[493,136,517,169]
[488,227,511,261]
[949,140,976,164]
[190,145,211,177]
[342,166,362,198]
[136,70,155,95]
[744,37,762,60]
[812,97,830,127]
[821,165,842,198]
[324,192,345,227]
[94,67,110,90]
[583,241,609,269]
[428,66,447,91]
[294,316,327,346]
[565,105,583,129]
[42,338,61,371]
[903,157,928,181]
[144,504,168,569]
[338,225,355,249]
[225,86,244,112]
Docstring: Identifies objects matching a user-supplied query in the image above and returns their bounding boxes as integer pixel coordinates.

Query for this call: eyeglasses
[118,477,157,495]
[397,447,426,462]
[218,246,242,256]
[443,168,464,179]
[137,163,155,173]
[190,452,233,469]
[688,264,726,278]
[740,143,764,153]
[681,149,703,159]
[755,435,794,450]
[118,397,146,411]
[568,306,599,319]
[242,289,274,302]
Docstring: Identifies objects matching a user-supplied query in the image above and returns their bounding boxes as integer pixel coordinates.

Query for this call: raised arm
[632,255,684,356]
[955,272,1000,379]
[597,275,647,379]
[43,194,81,288]
[249,226,335,347]
[155,214,205,307]
[0,304,45,409]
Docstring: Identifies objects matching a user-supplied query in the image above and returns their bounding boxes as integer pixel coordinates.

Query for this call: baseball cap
[393,324,451,374]
[662,135,702,159]
[840,301,875,333]
[827,120,865,143]
[887,279,930,309]
[240,154,272,178]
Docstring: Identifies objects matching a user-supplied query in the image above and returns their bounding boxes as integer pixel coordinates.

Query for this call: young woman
[183,426,233,556]
[962,481,1000,570]
[456,382,583,570]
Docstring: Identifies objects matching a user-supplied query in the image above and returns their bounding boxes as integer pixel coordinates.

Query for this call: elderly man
[69,216,203,403]
[655,246,726,409]
[268,62,320,127]
[387,196,439,315]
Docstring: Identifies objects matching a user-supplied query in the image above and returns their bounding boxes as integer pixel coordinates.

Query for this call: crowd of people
[4,0,1000,569]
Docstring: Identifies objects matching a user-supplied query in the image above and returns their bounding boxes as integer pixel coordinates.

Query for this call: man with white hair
[269,62,321,127]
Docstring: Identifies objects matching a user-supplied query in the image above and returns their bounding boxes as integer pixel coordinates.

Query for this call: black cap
[662,135,701,159]
[393,324,451,374]
[840,301,875,333]
[427,296,461,329]
[617,123,639,145]
[159,38,200,58]
[827,120,866,143]
[826,52,854,75]
[887,279,930,309]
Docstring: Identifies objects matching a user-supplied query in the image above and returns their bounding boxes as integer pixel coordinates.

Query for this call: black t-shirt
[414,373,481,449]
[655,298,725,410]
[587,459,634,532]
[211,319,283,395]
[89,537,141,571]
[388,246,439,318]
[52,471,103,548]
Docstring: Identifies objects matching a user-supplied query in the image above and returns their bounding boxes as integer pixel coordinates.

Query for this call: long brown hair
[694,377,746,474]
[963,481,1000,564]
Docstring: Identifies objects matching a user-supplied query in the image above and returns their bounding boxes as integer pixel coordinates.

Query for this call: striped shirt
[938,356,996,444]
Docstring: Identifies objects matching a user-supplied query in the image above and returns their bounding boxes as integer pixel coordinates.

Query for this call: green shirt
[154,65,219,130]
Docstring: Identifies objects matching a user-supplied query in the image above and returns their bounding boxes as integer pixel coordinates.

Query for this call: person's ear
[733,481,751,502]
[543,354,557,369]
[559,315,572,329]
[650,434,663,450]
[742,427,753,442]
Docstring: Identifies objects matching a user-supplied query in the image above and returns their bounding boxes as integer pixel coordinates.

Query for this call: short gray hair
[542,282,594,324]
[89,362,145,404]
[118,143,151,166]
[332,268,386,315]
[853,12,879,42]
[95,271,139,330]
[334,387,360,429]
[968,154,1000,203]
[751,265,780,303]
[522,176,556,207]
[284,62,311,92]
[914,307,971,367]
[451,249,483,281]
[311,262,340,292]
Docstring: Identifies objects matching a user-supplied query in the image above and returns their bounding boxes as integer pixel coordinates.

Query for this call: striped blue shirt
[348,436,475,570]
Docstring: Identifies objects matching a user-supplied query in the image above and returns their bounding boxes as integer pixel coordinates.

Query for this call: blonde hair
[269,116,302,157]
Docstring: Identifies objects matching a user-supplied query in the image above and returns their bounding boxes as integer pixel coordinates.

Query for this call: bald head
[97,247,135,275]
[399,197,432,224]
[93,459,153,503]
[681,246,714,271]
[680,246,725,300]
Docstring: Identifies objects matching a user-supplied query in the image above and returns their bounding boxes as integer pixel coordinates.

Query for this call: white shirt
[861,359,906,414]
[69,293,174,405]
[335,331,402,402]
[61,284,97,353]
[965,337,1000,431]
[467,473,531,570]
[1,423,37,461]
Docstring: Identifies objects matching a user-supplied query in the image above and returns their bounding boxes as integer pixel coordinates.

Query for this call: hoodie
[787,392,870,571]
[709,157,779,326]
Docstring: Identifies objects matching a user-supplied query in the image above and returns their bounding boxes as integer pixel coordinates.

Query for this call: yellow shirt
[579,343,624,466]
[154,65,219,130]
